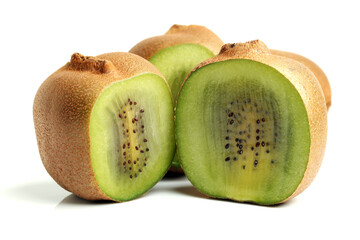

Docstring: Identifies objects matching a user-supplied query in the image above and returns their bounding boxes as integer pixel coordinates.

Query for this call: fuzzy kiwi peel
[270,49,331,110]
[176,40,327,205]
[130,24,224,172]
[33,52,175,201]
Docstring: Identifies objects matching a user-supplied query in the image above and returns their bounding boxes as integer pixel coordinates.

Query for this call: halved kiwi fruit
[176,41,327,205]
[33,52,175,201]
[130,24,223,170]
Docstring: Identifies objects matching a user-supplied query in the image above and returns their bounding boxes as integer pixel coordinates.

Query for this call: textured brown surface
[271,49,331,110]
[129,24,223,60]
[33,52,164,201]
[184,40,328,204]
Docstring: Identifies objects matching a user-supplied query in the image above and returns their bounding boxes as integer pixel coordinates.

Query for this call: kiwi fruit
[176,40,327,205]
[33,52,175,201]
[270,49,331,110]
[130,24,223,171]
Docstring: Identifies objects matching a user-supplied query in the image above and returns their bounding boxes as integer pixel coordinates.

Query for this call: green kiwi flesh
[150,44,215,100]
[149,44,215,169]
[176,59,310,205]
[90,73,175,201]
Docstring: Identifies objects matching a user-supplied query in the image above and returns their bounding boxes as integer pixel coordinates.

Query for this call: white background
[1,0,359,239]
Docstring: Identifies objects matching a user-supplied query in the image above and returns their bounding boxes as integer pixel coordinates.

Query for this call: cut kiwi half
[176,41,327,205]
[90,74,174,201]
[130,24,223,171]
[33,52,175,201]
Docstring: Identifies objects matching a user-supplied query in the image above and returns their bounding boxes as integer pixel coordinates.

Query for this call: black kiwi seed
[242,165,246,169]
[225,136,230,140]
[228,112,234,117]
[229,119,234,125]
[233,157,237,161]
[225,144,230,149]
[237,150,243,155]
[254,160,258,167]
[225,157,230,162]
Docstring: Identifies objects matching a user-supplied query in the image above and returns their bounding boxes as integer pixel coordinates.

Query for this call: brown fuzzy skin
[184,40,328,204]
[270,49,331,110]
[33,52,165,201]
[129,24,224,60]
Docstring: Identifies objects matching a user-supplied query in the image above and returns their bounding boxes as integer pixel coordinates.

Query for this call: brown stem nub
[68,53,115,74]
[219,40,270,56]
